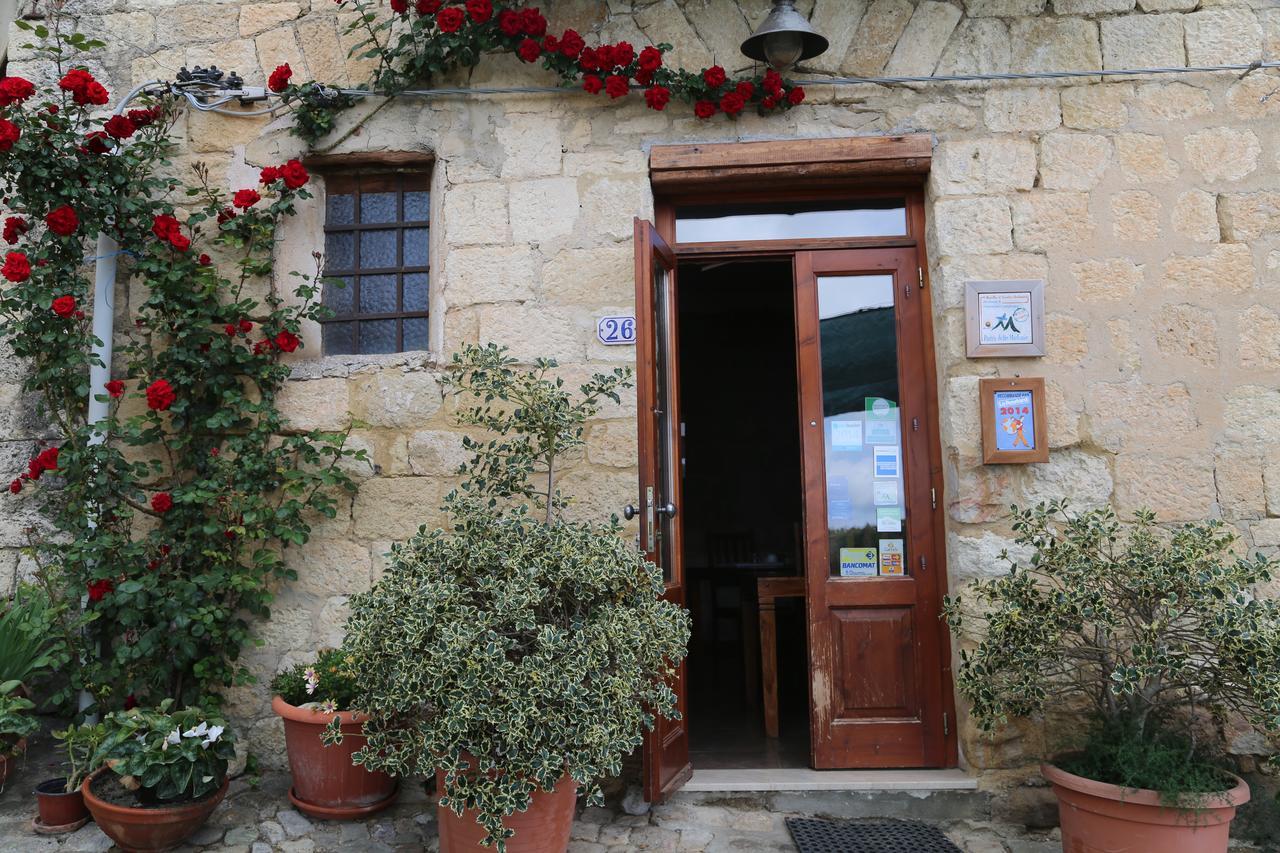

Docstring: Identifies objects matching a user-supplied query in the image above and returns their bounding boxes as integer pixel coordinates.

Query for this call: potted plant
[327,344,690,853]
[80,702,235,852]
[945,502,1280,853]
[0,679,38,790]
[33,721,103,833]
[271,647,398,819]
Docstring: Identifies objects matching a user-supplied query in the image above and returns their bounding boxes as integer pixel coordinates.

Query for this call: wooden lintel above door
[649,134,932,194]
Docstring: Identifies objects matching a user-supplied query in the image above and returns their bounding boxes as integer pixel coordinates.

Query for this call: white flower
[318,699,337,715]
[200,725,224,749]
[303,666,319,695]
[163,728,181,750]
[182,721,208,739]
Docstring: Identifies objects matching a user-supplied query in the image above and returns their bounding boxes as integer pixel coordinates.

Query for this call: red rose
[274,330,300,352]
[0,77,34,106]
[127,107,159,127]
[736,81,755,99]
[520,7,547,36]
[582,75,604,95]
[3,217,26,244]
[87,578,113,602]
[612,41,635,68]
[52,295,76,318]
[78,81,109,106]
[0,119,20,152]
[578,47,600,72]
[105,379,124,398]
[259,166,280,184]
[2,252,30,282]
[7,479,19,495]
[720,91,746,116]
[217,207,237,224]
[58,69,93,95]
[559,29,585,59]
[436,7,466,32]
[703,65,726,89]
[694,100,716,119]
[762,96,778,110]
[224,324,236,336]
[517,38,542,63]
[123,694,138,709]
[152,214,180,242]
[46,205,79,236]
[635,69,654,87]
[280,159,309,190]
[253,338,274,355]
[498,9,522,36]
[238,318,253,333]
[542,35,560,53]
[151,492,173,513]
[233,188,261,209]
[605,75,629,99]
[170,232,190,252]
[146,378,175,411]
[84,131,110,154]
[104,115,136,140]
[763,69,783,97]
[787,87,805,105]
[268,63,292,93]
[638,46,662,73]
[645,85,670,111]
[465,0,492,22]
[390,0,408,13]
[596,44,615,69]
[35,447,58,473]
[416,0,442,13]
[26,459,40,480]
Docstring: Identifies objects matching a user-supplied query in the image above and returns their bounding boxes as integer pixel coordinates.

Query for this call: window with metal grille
[320,171,430,355]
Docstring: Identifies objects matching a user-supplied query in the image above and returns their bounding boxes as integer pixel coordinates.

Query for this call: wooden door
[636,218,692,802]
[794,247,948,769]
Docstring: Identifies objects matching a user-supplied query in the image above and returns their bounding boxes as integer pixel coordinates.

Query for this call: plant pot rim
[81,767,230,816]
[35,777,78,796]
[272,694,368,726]
[1041,758,1250,809]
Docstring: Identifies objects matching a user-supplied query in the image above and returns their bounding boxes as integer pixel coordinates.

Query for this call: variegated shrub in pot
[328,344,691,853]
[945,502,1280,853]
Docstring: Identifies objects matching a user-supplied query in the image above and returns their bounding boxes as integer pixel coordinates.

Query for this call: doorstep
[682,767,978,792]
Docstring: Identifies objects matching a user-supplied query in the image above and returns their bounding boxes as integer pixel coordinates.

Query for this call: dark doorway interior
[677,259,809,769]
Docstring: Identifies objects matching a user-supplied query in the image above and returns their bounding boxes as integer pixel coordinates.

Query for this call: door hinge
[912,416,919,432]
[943,712,950,736]
[931,487,937,510]
[918,267,925,290]
[919,556,927,573]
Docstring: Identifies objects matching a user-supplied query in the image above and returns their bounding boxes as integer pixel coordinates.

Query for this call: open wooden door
[794,247,949,769]
[635,218,692,802]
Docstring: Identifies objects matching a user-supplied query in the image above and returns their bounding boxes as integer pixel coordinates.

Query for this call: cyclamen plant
[272,0,808,144]
[0,22,366,713]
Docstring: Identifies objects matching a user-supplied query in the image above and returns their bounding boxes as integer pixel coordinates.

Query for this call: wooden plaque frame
[965,280,1046,358]
[980,377,1049,464]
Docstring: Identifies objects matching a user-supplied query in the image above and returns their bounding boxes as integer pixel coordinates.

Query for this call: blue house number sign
[597,316,636,346]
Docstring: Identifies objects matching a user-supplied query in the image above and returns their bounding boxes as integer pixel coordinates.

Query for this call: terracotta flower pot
[436,770,578,853]
[81,767,228,853]
[35,777,89,828]
[1042,761,1250,853]
[0,737,26,789]
[272,695,398,820]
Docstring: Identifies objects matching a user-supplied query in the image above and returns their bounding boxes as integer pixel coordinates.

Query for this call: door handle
[623,504,637,521]
[656,503,677,519]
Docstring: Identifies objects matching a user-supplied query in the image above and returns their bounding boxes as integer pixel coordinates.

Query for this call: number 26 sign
[597,316,636,346]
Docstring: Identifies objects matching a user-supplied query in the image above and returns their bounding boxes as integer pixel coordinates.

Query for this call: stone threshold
[682,767,979,792]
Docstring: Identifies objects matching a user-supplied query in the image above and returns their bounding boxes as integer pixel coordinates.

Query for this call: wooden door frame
[650,158,958,769]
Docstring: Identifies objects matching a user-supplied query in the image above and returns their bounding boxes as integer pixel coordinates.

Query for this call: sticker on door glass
[839,547,878,577]
[826,475,853,526]
[865,397,898,444]
[830,419,863,452]
[879,539,905,576]
[873,445,901,479]
[877,507,902,533]
[873,480,899,506]
[993,389,1036,452]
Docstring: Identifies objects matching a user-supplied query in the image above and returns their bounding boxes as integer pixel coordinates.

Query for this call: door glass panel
[653,265,675,582]
[816,274,907,579]
[675,200,906,243]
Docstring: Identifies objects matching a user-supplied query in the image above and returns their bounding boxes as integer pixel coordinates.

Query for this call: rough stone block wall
[4,0,1280,775]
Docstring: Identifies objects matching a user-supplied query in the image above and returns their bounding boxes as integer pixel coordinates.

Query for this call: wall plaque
[980,377,1049,464]
[965,280,1046,358]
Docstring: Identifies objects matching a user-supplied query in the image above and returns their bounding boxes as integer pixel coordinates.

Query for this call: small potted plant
[32,722,103,833]
[0,679,38,790]
[80,702,235,851]
[945,502,1280,853]
[271,647,398,819]
[328,344,691,853]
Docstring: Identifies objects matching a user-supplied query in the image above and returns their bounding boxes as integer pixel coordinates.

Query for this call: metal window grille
[320,171,430,355]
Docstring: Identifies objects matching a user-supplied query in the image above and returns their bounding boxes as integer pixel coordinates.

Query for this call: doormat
[785,817,962,853]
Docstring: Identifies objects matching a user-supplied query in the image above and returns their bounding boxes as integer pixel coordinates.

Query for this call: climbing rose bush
[0,23,365,713]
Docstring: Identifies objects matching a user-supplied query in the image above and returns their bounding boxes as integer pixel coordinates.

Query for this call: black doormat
[785,817,963,853]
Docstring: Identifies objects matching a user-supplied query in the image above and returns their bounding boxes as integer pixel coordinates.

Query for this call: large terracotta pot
[81,768,228,853]
[437,770,577,853]
[272,695,398,820]
[1042,761,1250,853]
[34,777,89,829]
[0,737,26,789]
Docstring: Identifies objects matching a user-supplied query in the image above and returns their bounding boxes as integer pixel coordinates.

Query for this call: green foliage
[944,502,1280,794]
[1059,717,1232,803]
[54,719,107,792]
[93,702,235,802]
[329,344,690,851]
[0,680,39,749]
[270,647,360,710]
[0,585,58,689]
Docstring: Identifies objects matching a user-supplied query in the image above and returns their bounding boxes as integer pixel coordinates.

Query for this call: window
[674,199,907,243]
[320,171,430,355]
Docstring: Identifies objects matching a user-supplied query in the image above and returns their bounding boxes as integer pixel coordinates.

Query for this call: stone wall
[6,0,1280,775]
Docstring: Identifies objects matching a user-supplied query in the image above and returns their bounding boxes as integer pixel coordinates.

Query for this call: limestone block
[1114,453,1216,521]
[1184,9,1262,66]
[1010,17,1102,73]
[1153,303,1219,366]
[248,715,288,770]
[962,0,1046,15]
[1265,7,1280,60]
[947,531,1033,583]
[1114,133,1179,183]
[1039,133,1112,191]
[1162,244,1255,294]
[982,88,1060,132]
[1088,380,1198,452]
[186,38,263,86]
[542,0,608,34]
[1225,386,1280,444]
[948,461,1017,524]
[1021,449,1113,510]
[1215,447,1266,520]
[286,537,374,597]
[934,253,1050,312]
[407,430,470,476]
[932,197,1013,256]
[1219,192,1280,242]
[255,27,306,83]
[1011,192,1094,252]
[1184,127,1261,182]
[884,1,962,76]
[185,108,271,154]
[509,178,580,244]
[1226,74,1280,120]
[277,378,352,433]
[240,3,302,37]
[297,16,352,88]
[843,0,914,76]
[157,5,236,45]
[586,421,638,468]
[100,12,157,54]
[930,137,1037,196]
[1138,0,1195,10]
[1238,305,1280,369]
[444,244,537,306]
[557,469,638,524]
[902,102,979,132]
[937,19,1011,76]
[682,0,753,68]
[541,245,634,306]
[252,605,313,659]
[314,596,351,649]
[1135,82,1214,120]
[442,182,510,247]
[1110,190,1160,242]
[1172,190,1220,242]
[351,370,443,430]
[1100,13,1185,70]
[1108,318,1142,375]
[1265,448,1280,517]
[1072,258,1144,301]
[496,113,564,180]
[635,1,713,71]
[807,0,869,75]
[1045,314,1088,365]
[1061,84,1131,129]
[579,176,651,241]
[1254,519,1280,549]
[352,476,452,540]
[477,303,588,362]
[1045,380,1083,448]
[943,375,982,457]
[1054,0,1133,12]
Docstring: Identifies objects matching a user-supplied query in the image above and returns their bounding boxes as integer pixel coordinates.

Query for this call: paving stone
[189,823,229,845]
[62,823,115,852]
[226,825,263,844]
[277,807,314,838]
[261,819,286,843]
[251,844,272,853]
